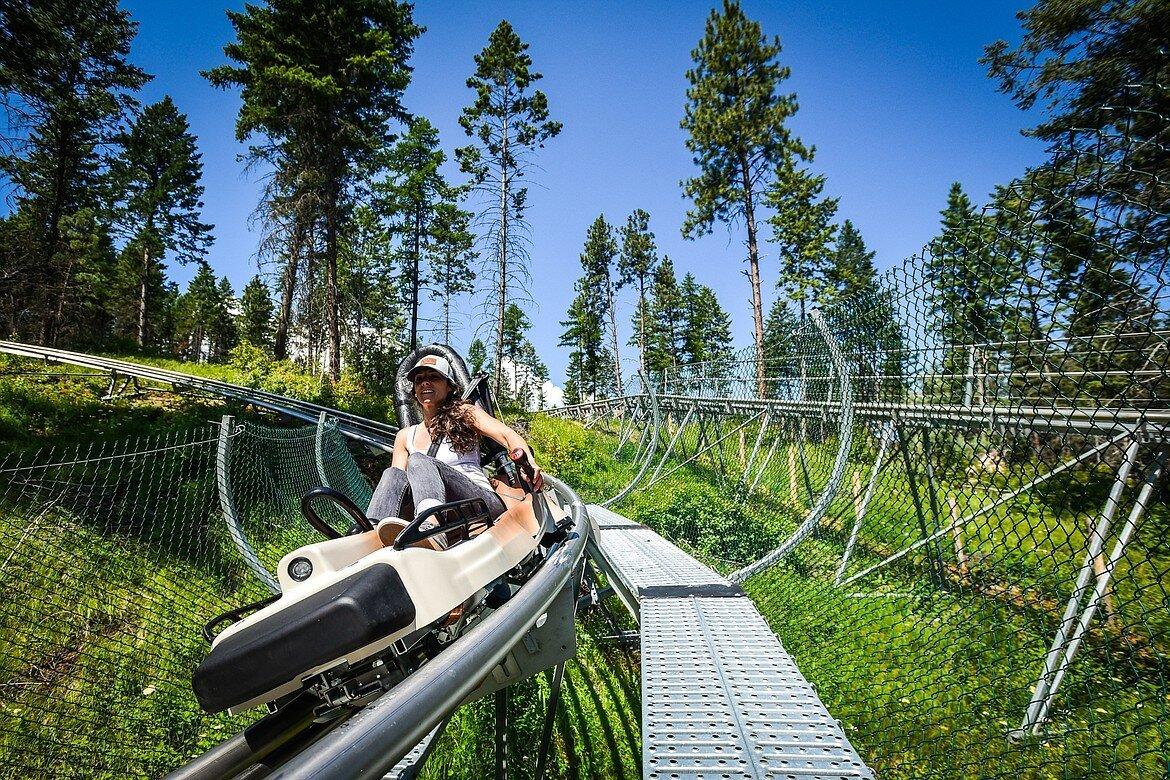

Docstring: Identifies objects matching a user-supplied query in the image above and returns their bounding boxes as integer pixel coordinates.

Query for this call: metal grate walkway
[587,504,873,780]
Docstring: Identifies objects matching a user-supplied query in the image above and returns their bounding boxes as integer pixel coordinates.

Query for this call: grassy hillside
[528,413,1170,780]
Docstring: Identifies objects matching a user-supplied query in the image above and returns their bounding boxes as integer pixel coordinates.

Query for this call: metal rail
[600,371,661,508]
[554,393,1170,438]
[0,341,399,451]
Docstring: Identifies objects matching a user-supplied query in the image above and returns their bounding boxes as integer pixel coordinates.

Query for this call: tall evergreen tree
[762,295,799,394]
[680,0,808,397]
[617,209,658,376]
[457,20,561,397]
[578,215,621,390]
[982,0,1169,255]
[679,274,734,369]
[427,202,477,344]
[177,262,219,360]
[0,0,150,343]
[207,0,421,379]
[110,96,213,348]
[826,220,878,304]
[929,183,999,347]
[211,276,238,358]
[500,302,543,408]
[340,204,403,386]
[559,291,611,403]
[468,337,488,375]
[559,219,617,401]
[767,156,839,321]
[644,256,684,377]
[379,117,461,353]
[239,275,275,349]
[927,182,1015,399]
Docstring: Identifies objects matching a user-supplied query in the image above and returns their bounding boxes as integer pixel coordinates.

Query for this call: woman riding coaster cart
[367,353,544,548]
[179,348,569,777]
[190,347,562,723]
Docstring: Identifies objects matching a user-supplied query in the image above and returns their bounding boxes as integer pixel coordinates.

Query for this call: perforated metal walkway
[587,504,873,780]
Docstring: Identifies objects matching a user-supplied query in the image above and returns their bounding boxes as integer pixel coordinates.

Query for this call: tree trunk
[740,155,765,399]
[411,208,421,353]
[325,194,342,380]
[608,278,622,390]
[137,246,149,348]
[274,221,304,361]
[494,120,509,400]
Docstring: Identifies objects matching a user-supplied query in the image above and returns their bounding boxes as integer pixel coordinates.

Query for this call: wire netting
[553,88,1169,778]
[0,417,373,778]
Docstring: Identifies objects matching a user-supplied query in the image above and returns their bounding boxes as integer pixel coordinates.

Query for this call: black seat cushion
[194,564,415,713]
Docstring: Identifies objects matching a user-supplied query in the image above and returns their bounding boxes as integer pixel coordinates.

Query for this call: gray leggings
[367,451,507,522]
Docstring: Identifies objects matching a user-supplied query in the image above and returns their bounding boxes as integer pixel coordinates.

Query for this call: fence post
[947,495,969,579]
[315,411,333,489]
[1017,437,1142,735]
[963,345,975,406]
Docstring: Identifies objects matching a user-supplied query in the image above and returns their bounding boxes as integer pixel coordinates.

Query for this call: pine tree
[501,302,543,408]
[679,274,734,368]
[929,183,999,346]
[762,296,799,394]
[211,276,238,359]
[644,257,684,377]
[0,0,150,343]
[177,262,219,360]
[239,275,275,349]
[982,0,1168,254]
[457,20,561,397]
[680,0,808,397]
[110,96,214,348]
[339,204,403,387]
[378,117,462,352]
[767,156,839,321]
[559,217,618,401]
[825,220,878,304]
[617,209,658,376]
[559,291,612,403]
[468,338,488,375]
[426,202,477,345]
[206,0,421,379]
[578,215,621,390]
[927,183,1005,398]
[156,280,181,353]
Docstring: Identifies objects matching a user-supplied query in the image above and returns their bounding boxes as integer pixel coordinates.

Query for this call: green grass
[11,357,1161,778]
[530,412,1170,780]
[0,502,270,779]
[419,613,641,780]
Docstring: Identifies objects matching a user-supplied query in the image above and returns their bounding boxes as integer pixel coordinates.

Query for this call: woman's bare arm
[469,406,543,489]
[390,428,409,471]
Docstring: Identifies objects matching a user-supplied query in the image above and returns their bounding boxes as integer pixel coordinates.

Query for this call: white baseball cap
[406,354,456,384]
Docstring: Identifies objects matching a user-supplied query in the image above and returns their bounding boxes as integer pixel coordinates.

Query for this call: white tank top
[408,424,493,491]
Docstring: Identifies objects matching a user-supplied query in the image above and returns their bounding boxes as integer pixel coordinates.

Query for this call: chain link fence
[553,89,1169,778]
[0,417,370,778]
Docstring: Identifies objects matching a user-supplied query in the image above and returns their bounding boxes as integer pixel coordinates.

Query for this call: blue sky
[119,0,1046,385]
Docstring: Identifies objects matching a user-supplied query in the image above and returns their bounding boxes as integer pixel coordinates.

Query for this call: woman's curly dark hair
[419,381,479,454]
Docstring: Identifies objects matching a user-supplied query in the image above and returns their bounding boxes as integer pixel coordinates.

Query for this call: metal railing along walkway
[587,504,874,780]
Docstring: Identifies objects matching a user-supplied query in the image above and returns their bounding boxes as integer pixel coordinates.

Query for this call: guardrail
[0,341,399,450]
